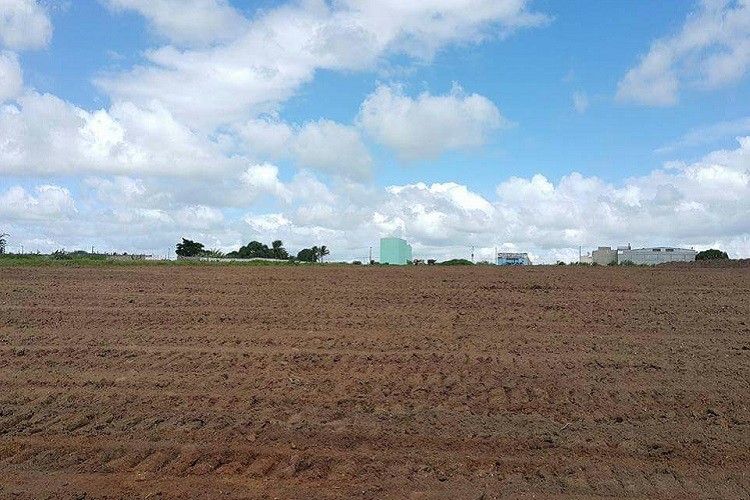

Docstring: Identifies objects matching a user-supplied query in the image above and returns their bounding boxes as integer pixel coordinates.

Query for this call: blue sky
[1,0,749,261]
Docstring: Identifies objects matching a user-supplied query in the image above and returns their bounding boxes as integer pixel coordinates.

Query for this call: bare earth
[1,265,748,499]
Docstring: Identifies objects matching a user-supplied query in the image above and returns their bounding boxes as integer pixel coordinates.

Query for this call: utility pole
[579,245,582,264]
[471,246,475,263]
[369,246,372,265]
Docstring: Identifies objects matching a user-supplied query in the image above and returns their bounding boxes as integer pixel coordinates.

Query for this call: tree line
[175,238,330,262]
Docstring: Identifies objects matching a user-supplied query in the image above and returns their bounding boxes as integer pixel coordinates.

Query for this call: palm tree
[205,248,224,258]
[271,240,288,260]
[319,245,330,263]
[311,246,320,262]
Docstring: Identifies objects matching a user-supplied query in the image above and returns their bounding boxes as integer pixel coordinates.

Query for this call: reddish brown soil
[1,265,748,499]
[660,258,750,268]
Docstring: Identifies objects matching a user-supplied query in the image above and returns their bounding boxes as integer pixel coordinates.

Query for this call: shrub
[696,249,729,260]
[439,259,474,266]
[51,250,71,260]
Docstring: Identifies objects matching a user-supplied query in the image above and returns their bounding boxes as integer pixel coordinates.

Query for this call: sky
[0,0,749,263]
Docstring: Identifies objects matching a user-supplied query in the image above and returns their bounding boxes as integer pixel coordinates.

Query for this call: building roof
[624,247,695,252]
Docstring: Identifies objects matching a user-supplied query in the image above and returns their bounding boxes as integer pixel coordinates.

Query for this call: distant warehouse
[619,247,696,265]
[380,237,413,265]
[592,245,696,265]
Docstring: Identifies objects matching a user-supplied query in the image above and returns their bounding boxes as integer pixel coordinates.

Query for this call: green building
[380,237,413,265]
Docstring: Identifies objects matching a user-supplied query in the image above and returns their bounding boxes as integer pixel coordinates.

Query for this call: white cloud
[261,136,750,259]
[572,91,589,113]
[96,1,547,128]
[358,83,505,161]
[493,138,750,247]
[336,0,550,59]
[0,50,22,102]
[0,91,235,176]
[380,181,496,243]
[236,117,294,159]
[240,163,292,204]
[102,0,247,46]
[293,120,371,179]
[657,116,750,153]
[0,0,52,50]
[243,213,291,234]
[235,117,372,179]
[0,184,76,221]
[83,176,165,207]
[174,205,224,229]
[617,0,750,106]
[4,136,750,259]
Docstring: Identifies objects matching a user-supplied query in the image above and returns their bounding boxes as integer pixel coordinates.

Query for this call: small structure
[497,252,531,266]
[380,237,413,265]
[592,247,618,266]
[619,247,696,265]
[107,254,152,261]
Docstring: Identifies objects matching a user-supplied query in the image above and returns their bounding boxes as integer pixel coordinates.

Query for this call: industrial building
[591,245,696,265]
[592,247,618,265]
[619,247,696,265]
[380,237,413,265]
[497,252,531,266]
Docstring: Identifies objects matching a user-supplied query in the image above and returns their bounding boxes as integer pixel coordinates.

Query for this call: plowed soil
[1,265,748,499]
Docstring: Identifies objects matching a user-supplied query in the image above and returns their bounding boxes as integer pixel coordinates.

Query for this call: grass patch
[0,254,299,268]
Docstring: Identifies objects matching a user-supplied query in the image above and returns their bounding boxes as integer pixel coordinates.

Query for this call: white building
[592,247,618,265]
[497,252,531,266]
[618,247,696,265]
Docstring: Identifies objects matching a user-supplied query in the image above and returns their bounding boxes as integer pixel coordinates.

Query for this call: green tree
[271,240,289,260]
[439,259,474,266]
[203,248,225,258]
[318,245,330,262]
[0,233,7,255]
[297,248,317,262]
[696,249,729,260]
[176,238,205,257]
[238,241,271,258]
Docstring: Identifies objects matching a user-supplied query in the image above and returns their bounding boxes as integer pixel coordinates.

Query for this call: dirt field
[1,264,748,499]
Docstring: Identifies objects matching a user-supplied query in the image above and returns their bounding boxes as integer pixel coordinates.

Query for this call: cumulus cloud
[493,139,750,248]
[240,163,292,204]
[358,83,505,161]
[102,0,247,46]
[4,136,750,259]
[0,50,22,102]
[237,136,750,260]
[617,0,750,106]
[336,0,550,59]
[96,1,547,127]
[0,92,236,176]
[235,117,294,159]
[0,184,76,221]
[292,120,372,179]
[174,205,224,229]
[235,118,371,179]
[83,176,173,208]
[0,0,52,50]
